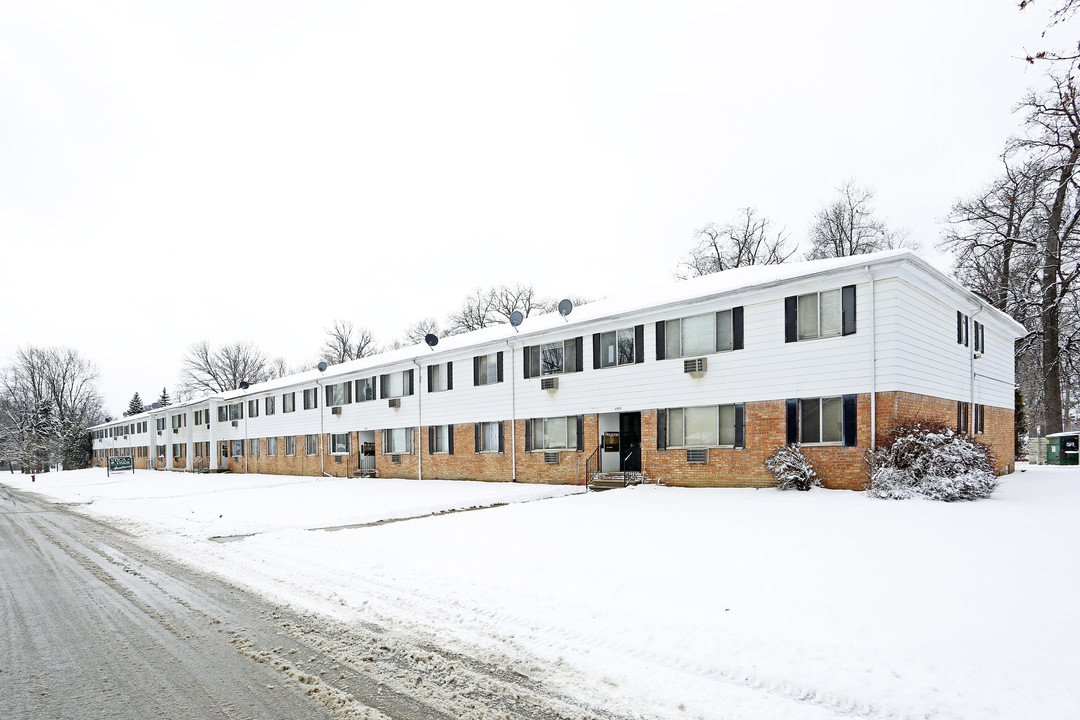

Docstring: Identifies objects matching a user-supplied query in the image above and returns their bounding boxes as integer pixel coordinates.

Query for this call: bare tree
[0,345,103,470]
[678,207,795,278]
[805,179,912,260]
[446,288,498,335]
[1019,1,1080,66]
[319,320,379,365]
[490,284,547,322]
[401,317,442,346]
[179,340,271,396]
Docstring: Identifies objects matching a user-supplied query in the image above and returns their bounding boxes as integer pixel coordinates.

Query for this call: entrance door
[619,412,641,472]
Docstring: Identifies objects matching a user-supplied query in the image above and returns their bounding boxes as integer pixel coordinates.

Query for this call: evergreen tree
[127,392,145,417]
[158,387,171,407]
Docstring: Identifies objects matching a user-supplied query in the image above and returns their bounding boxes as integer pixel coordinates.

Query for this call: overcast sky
[0,1,1067,417]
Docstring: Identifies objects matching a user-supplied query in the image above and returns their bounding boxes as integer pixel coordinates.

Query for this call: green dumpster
[1045,433,1080,465]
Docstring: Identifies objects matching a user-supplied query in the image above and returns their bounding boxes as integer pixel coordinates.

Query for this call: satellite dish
[509,311,524,329]
[317,362,328,372]
[239,381,250,390]
[424,333,439,349]
[558,299,574,319]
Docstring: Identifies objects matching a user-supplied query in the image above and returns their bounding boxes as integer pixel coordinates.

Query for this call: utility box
[1028,437,1047,465]
[1045,433,1080,465]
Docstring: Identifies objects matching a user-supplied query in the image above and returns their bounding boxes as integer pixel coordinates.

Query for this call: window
[785,287,855,342]
[973,404,985,434]
[195,442,203,458]
[476,421,502,453]
[529,416,579,451]
[194,410,207,426]
[381,370,414,398]
[303,388,319,410]
[355,377,377,402]
[599,328,637,367]
[660,310,740,359]
[156,418,166,431]
[283,392,296,413]
[249,438,259,457]
[799,397,843,444]
[157,445,166,458]
[217,406,227,422]
[958,402,970,433]
[173,444,182,459]
[248,399,259,418]
[285,436,296,456]
[666,405,739,447]
[329,433,351,454]
[325,382,352,406]
[428,362,452,392]
[267,437,277,456]
[474,352,503,385]
[429,425,452,454]
[973,321,985,353]
[305,434,318,456]
[525,341,582,378]
[231,440,244,457]
[957,311,969,346]
[384,427,413,454]
[264,396,276,415]
[224,403,243,421]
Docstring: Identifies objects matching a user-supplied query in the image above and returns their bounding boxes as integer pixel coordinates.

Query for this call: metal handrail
[584,446,600,488]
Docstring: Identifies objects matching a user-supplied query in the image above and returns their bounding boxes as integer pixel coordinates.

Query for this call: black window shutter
[656,409,667,450]
[655,321,666,360]
[576,415,584,451]
[498,422,505,453]
[634,324,645,363]
[981,325,986,354]
[448,425,454,454]
[380,374,388,398]
[964,403,969,432]
[523,346,532,378]
[964,315,969,347]
[427,365,434,392]
[473,356,480,386]
[842,394,857,447]
[474,423,481,453]
[407,369,415,395]
[592,334,601,369]
[524,419,533,452]
[496,352,504,382]
[785,296,798,343]
[732,307,744,350]
[842,285,856,336]
[957,311,963,344]
[786,399,799,444]
[428,426,434,455]
[734,403,745,449]
[370,376,377,400]
[325,385,332,405]
[575,336,584,372]
[446,361,453,390]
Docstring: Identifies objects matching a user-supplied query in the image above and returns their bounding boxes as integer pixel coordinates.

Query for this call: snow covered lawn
[4,465,1078,719]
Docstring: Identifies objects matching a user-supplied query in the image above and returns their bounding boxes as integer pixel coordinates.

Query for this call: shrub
[866,420,997,501]
[765,443,819,491]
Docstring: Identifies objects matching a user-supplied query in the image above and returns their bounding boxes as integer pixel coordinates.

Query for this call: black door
[619,412,641,472]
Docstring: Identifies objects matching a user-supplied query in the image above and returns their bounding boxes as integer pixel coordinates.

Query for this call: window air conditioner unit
[388,398,400,408]
[206,424,210,429]
[173,428,179,434]
[684,358,707,374]
[331,406,342,415]
[540,377,558,391]
[157,430,162,436]
[974,352,983,359]
[391,454,402,463]
[687,448,709,464]
[231,420,238,427]
[543,451,560,464]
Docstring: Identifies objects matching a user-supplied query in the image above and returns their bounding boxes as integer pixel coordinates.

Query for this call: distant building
[90,251,1024,489]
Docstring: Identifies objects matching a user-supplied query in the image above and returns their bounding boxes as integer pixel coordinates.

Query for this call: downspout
[413,358,423,481]
[867,266,877,450]
[506,339,517,481]
[316,377,329,477]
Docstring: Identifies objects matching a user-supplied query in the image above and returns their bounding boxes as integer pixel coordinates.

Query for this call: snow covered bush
[765,443,819,491]
[866,420,997,501]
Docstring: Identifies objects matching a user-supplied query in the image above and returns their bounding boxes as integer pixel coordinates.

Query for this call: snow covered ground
[4,465,1077,719]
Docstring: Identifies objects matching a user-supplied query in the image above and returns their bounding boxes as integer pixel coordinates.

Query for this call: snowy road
[0,486,629,720]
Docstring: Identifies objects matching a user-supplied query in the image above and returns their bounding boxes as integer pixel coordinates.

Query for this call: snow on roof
[92,249,1021,420]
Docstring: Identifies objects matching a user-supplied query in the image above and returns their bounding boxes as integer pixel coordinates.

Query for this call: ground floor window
[267,437,277,456]
[305,434,318,456]
[667,405,738,447]
[173,444,183,459]
[157,445,166,458]
[530,416,579,451]
[231,440,244,457]
[285,436,296,456]
[249,438,259,457]
[430,425,453,454]
[329,433,351,454]
[800,397,843,444]
[476,421,502,453]
[384,427,413,454]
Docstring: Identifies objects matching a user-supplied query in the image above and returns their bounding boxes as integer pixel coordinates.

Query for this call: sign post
[107,456,135,477]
